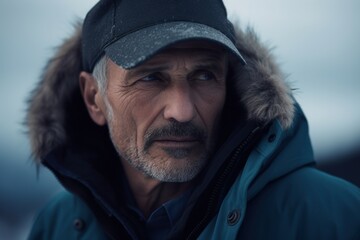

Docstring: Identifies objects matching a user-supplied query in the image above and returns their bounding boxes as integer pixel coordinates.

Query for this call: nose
[163,84,196,122]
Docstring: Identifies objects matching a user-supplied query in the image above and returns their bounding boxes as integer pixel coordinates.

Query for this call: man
[27,0,359,239]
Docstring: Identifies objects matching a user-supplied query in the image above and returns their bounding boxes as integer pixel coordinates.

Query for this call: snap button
[268,134,276,142]
[73,218,85,231]
[227,209,240,226]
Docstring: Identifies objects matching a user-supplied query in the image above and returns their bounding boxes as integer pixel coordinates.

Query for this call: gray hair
[92,55,109,94]
[92,55,114,121]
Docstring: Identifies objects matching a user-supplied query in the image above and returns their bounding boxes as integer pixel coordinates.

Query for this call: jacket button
[268,134,276,142]
[73,218,85,231]
[227,209,240,226]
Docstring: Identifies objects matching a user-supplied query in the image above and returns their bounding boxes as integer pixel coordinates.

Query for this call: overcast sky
[0,0,359,160]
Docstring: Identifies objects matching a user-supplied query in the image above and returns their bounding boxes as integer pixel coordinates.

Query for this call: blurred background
[0,0,359,239]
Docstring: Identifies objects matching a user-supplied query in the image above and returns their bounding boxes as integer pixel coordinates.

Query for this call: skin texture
[80,41,228,216]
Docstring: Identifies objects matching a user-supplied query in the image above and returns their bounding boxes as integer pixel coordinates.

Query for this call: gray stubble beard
[108,124,211,182]
[105,99,213,182]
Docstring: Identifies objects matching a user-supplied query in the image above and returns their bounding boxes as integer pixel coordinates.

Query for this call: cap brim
[105,21,246,69]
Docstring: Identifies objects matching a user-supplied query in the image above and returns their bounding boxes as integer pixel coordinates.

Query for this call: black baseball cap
[82,0,246,71]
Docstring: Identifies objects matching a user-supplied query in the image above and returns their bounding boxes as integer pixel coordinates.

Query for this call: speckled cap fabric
[82,0,246,71]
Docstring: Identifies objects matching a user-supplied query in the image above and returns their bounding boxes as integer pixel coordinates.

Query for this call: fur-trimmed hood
[26,22,294,162]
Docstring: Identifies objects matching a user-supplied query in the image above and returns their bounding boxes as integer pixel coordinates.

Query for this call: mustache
[144,121,207,151]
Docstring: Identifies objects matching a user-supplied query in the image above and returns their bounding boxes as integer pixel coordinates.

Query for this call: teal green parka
[26,22,360,239]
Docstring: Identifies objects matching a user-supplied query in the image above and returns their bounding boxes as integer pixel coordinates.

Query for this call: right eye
[139,73,161,82]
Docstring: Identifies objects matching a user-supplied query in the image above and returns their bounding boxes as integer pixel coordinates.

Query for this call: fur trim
[233,27,294,128]
[25,22,294,162]
[26,22,82,161]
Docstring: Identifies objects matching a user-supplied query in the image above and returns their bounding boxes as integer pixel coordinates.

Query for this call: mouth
[153,137,200,148]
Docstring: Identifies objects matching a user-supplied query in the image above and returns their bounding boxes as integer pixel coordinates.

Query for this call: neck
[121,160,192,218]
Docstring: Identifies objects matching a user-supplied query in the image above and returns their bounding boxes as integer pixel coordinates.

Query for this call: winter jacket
[26,22,360,239]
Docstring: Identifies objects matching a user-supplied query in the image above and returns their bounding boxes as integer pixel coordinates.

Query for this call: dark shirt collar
[122,175,193,238]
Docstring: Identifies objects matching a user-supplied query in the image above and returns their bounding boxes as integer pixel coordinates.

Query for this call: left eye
[140,73,161,82]
[193,71,216,81]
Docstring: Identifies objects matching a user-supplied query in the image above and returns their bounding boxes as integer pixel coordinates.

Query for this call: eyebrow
[124,65,169,82]
[192,60,227,75]
[191,50,228,75]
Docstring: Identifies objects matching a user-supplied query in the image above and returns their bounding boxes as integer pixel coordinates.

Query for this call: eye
[140,73,161,82]
[192,70,216,81]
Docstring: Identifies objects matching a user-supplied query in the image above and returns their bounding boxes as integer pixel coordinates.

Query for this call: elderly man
[27,0,359,239]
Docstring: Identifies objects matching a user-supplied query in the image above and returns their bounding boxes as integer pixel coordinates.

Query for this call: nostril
[163,91,196,122]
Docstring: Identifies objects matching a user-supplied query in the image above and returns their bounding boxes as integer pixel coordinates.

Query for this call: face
[101,41,227,182]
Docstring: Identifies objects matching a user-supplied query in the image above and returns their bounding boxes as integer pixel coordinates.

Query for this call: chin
[144,153,207,182]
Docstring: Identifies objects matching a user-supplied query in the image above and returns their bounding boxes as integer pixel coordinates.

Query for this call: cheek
[105,91,139,146]
[196,85,226,127]
[112,90,163,148]
[108,104,134,146]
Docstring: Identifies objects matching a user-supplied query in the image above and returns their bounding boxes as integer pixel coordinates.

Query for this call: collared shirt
[126,190,192,240]
[121,172,192,240]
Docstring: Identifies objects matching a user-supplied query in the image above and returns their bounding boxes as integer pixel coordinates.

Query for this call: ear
[79,71,107,126]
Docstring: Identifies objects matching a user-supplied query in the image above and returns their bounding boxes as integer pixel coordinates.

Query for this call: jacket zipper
[185,126,262,240]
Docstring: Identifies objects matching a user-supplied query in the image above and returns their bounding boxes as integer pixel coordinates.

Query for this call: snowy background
[0,0,359,239]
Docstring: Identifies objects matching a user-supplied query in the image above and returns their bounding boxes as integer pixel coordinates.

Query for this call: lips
[153,137,200,147]
[155,136,198,142]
